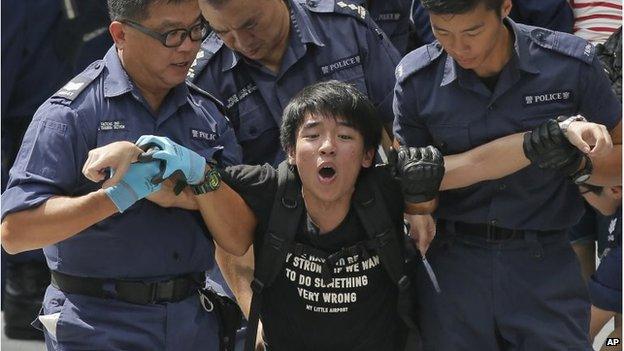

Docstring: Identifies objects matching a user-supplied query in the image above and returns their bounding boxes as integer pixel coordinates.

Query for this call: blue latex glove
[135,135,206,185]
[104,161,162,212]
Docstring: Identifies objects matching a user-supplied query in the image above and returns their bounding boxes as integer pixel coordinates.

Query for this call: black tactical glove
[389,145,445,203]
[523,119,583,176]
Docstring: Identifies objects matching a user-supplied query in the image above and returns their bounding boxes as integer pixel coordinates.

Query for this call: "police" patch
[320,55,361,76]
[190,128,218,142]
[99,120,126,131]
[523,90,573,106]
[226,83,258,109]
[376,13,401,21]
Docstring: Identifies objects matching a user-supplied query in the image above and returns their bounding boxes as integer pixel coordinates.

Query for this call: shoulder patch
[396,42,444,83]
[186,80,228,117]
[188,33,223,81]
[530,28,595,65]
[52,61,104,102]
[305,0,367,22]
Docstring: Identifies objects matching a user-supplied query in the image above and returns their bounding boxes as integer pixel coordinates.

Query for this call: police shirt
[221,164,405,350]
[352,0,412,55]
[190,0,400,166]
[1,47,242,279]
[393,18,621,230]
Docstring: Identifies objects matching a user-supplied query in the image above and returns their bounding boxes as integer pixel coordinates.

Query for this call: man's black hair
[421,0,504,16]
[107,0,189,21]
[280,80,382,154]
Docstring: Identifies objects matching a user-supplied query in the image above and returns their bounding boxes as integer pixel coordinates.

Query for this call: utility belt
[438,220,564,242]
[51,271,243,351]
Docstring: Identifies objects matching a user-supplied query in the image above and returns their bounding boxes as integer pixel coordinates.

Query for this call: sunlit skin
[429,0,513,77]
[109,0,203,111]
[200,0,291,73]
[288,114,374,233]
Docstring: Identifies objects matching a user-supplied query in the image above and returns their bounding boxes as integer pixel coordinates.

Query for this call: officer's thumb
[103,162,130,189]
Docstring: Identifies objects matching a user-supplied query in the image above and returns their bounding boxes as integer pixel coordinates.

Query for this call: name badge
[226,83,258,109]
[99,120,126,131]
[523,90,572,106]
[320,55,361,76]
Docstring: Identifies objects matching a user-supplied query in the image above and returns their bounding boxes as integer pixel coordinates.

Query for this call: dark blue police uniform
[410,0,435,48]
[1,47,242,350]
[352,0,412,55]
[589,207,622,313]
[189,0,400,166]
[394,18,621,350]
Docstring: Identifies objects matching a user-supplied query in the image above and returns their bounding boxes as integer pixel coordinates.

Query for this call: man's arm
[587,121,622,186]
[1,191,117,254]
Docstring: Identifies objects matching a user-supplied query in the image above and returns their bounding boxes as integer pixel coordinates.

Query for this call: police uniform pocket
[428,124,472,154]
[37,287,69,341]
[322,57,369,96]
[520,109,576,130]
[236,106,278,143]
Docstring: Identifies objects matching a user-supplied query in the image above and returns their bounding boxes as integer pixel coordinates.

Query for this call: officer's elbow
[1,217,29,255]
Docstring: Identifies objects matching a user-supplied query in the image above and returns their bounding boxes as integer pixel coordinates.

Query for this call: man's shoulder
[518,24,596,65]
[185,80,228,116]
[395,42,445,84]
[301,0,383,33]
[188,34,227,81]
[49,60,106,107]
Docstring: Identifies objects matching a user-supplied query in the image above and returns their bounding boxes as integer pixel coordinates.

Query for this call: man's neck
[258,2,291,74]
[473,23,513,78]
[303,189,353,235]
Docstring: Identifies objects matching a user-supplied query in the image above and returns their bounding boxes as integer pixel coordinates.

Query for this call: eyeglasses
[120,19,209,48]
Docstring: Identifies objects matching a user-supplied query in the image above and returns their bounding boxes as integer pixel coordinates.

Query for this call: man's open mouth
[318,164,336,181]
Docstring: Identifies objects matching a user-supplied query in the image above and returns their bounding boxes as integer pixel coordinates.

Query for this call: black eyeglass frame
[119,18,209,48]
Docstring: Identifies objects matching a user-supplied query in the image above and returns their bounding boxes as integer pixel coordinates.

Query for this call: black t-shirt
[222,165,406,351]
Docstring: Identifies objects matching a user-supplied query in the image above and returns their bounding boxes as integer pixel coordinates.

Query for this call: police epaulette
[188,33,222,81]
[395,42,444,83]
[304,0,368,23]
[530,28,595,65]
[52,61,104,102]
[186,80,228,117]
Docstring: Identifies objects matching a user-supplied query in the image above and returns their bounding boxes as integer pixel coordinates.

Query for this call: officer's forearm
[0,190,117,254]
[215,246,255,318]
[194,181,256,256]
[441,133,528,190]
[587,145,622,186]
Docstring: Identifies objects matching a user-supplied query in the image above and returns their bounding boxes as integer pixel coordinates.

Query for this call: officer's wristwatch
[571,155,593,185]
[557,115,587,135]
[190,167,221,195]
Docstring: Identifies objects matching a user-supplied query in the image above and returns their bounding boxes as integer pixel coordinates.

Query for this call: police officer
[190,0,401,166]
[0,0,244,349]
[393,0,621,349]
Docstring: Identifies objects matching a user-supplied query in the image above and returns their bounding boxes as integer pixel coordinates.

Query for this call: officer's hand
[256,321,267,351]
[135,135,206,185]
[523,119,583,175]
[395,146,445,203]
[146,179,198,210]
[104,161,162,212]
[564,120,612,158]
[405,214,436,256]
[83,141,143,187]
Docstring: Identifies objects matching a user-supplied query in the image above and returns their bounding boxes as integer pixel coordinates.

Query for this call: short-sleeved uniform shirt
[1,47,242,279]
[190,0,400,166]
[394,18,621,230]
[221,165,406,351]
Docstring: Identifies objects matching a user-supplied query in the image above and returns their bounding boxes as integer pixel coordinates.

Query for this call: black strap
[352,169,422,349]
[50,271,200,305]
[244,161,303,351]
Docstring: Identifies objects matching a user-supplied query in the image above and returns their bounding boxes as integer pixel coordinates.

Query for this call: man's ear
[609,186,622,200]
[361,148,375,168]
[109,22,126,48]
[287,148,296,165]
[501,0,512,19]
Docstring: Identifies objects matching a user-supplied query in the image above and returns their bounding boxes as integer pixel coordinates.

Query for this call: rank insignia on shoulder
[336,1,366,20]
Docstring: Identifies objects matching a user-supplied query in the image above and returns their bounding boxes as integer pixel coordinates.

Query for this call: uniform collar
[102,46,189,110]
[440,17,539,87]
[223,0,324,72]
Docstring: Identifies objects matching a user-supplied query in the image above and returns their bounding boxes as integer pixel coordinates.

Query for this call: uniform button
[94,63,101,69]
[307,0,318,7]
[489,219,498,226]
[498,183,507,191]
[488,104,496,111]
[172,252,180,261]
